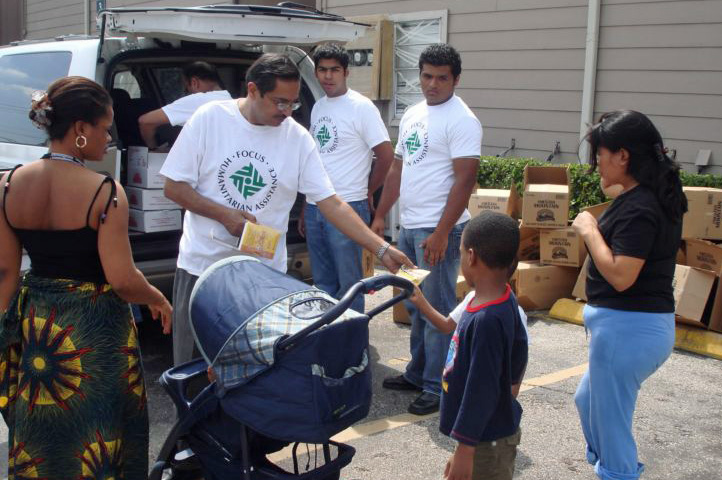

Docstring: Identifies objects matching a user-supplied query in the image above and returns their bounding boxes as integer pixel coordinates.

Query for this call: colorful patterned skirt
[0,274,149,479]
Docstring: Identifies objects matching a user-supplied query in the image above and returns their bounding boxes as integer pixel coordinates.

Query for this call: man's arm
[317,194,413,273]
[138,109,170,149]
[422,157,479,266]
[370,156,402,236]
[367,141,394,197]
[164,178,256,236]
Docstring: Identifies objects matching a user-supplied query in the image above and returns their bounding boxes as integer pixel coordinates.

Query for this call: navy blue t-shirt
[439,285,529,445]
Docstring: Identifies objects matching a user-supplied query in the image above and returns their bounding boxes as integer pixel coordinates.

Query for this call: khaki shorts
[472,428,521,480]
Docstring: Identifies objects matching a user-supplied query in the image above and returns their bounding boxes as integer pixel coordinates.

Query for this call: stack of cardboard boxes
[126,146,182,233]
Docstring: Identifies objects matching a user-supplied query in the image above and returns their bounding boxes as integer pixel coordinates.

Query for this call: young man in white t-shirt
[299,44,394,313]
[160,53,412,366]
[138,61,232,149]
[372,44,482,415]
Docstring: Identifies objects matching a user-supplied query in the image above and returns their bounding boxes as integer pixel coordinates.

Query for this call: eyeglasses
[271,98,302,112]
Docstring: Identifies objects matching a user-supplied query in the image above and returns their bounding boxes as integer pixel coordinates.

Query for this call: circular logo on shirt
[399,121,429,166]
[311,116,339,154]
[217,149,278,213]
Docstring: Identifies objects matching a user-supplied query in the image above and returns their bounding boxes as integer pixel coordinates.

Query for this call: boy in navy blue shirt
[409,211,528,480]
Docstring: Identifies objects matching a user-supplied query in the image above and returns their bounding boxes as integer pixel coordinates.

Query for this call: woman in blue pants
[572,110,686,480]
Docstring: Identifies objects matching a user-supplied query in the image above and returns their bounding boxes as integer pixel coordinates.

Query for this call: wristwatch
[376,241,391,261]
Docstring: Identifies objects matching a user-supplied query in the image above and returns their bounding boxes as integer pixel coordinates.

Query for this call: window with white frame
[391,10,447,121]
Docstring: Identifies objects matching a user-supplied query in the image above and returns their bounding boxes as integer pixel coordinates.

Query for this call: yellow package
[239,223,281,260]
[395,267,431,286]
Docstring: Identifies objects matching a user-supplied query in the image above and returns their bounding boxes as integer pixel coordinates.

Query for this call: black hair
[245,53,301,96]
[418,43,462,78]
[312,43,349,70]
[30,76,112,141]
[462,211,520,270]
[182,61,221,84]
[585,110,688,222]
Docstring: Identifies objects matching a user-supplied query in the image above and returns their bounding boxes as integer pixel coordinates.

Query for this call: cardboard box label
[468,186,520,219]
[685,239,722,275]
[540,227,587,267]
[521,166,570,228]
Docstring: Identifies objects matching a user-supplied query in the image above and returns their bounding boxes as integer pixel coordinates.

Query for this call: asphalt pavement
[1,279,720,479]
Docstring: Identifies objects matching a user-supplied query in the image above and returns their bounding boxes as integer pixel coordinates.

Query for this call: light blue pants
[575,305,675,480]
[305,200,370,313]
[397,223,464,396]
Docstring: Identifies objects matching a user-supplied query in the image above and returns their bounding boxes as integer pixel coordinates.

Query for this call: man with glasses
[160,53,412,366]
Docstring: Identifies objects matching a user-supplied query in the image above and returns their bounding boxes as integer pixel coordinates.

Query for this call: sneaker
[382,374,422,391]
[408,392,440,415]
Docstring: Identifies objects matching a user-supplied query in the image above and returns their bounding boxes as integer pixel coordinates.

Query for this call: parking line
[268,362,588,462]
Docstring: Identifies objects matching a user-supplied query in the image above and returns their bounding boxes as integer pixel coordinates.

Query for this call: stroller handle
[277,274,415,352]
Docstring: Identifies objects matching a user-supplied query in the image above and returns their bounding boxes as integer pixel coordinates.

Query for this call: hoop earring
[75,135,88,149]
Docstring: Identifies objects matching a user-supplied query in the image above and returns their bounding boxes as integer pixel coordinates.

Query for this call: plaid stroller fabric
[189,256,371,443]
[213,290,360,392]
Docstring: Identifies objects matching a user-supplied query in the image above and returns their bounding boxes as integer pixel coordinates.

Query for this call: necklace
[42,152,85,167]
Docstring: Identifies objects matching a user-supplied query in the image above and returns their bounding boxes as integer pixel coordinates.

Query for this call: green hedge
[477,156,722,219]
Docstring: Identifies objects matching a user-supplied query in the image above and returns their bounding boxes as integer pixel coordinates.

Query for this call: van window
[0,51,72,146]
[112,71,142,99]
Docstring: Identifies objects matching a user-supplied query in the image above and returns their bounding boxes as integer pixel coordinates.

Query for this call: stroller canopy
[189,256,360,392]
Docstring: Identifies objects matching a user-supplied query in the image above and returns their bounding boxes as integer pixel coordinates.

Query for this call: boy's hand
[408,285,425,306]
[444,444,474,480]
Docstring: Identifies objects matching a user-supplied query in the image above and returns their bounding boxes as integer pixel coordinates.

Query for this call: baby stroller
[149,256,414,480]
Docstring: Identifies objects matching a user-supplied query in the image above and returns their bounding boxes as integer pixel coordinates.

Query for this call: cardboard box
[125,186,179,211]
[684,239,722,275]
[682,187,722,240]
[468,186,520,219]
[705,279,722,333]
[540,227,587,267]
[572,256,590,301]
[289,251,312,280]
[128,208,181,233]
[673,265,716,326]
[362,249,375,279]
[393,275,471,325]
[518,224,541,261]
[127,146,167,188]
[521,166,570,229]
[581,201,612,220]
[511,261,578,310]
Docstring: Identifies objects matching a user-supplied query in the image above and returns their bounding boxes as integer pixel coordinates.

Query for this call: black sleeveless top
[3,165,117,284]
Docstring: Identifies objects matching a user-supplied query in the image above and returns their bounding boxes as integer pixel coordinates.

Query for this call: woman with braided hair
[572,110,687,480]
[0,76,171,478]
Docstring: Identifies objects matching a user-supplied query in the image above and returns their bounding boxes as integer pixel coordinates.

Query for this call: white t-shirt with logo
[308,89,390,204]
[450,291,530,342]
[160,99,336,275]
[395,95,482,229]
[162,90,232,126]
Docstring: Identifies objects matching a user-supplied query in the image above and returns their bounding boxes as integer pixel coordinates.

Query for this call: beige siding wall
[320,0,589,163]
[320,0,722,170]
[25,0,314,41]
[595,0,722,173]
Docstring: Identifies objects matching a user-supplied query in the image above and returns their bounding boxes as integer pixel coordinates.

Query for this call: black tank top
[3,165,117,284]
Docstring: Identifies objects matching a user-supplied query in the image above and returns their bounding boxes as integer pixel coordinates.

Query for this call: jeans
[304,200,371,313]
[575,305,675,480]
[398,222,465,395]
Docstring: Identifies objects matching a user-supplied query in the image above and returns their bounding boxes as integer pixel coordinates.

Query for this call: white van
[0,4,365,295]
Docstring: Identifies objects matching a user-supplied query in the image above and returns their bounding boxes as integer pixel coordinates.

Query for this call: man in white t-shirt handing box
[372,44,482,416]
[138,61,232,150]
[160,53,413,366]
[300,44,395,313]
